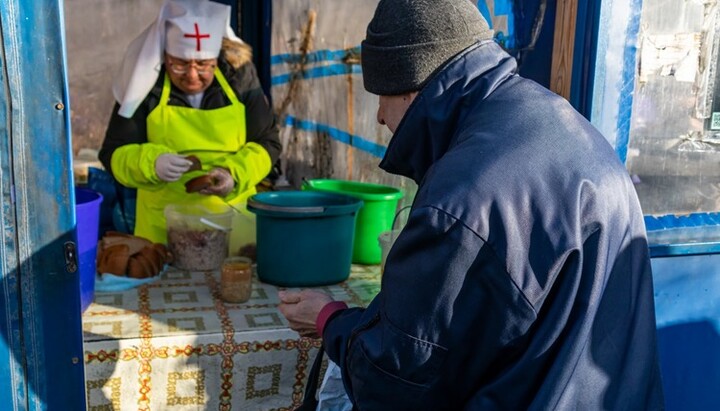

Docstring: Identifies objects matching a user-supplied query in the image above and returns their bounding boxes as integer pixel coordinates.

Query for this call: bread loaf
[96,233,173,278]
[127,254,154,279]
[100,231,152,255]
[157,243,174,264]
[97,244,130,275]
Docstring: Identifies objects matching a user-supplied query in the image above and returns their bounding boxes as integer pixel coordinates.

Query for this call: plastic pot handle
[247,198,325,214]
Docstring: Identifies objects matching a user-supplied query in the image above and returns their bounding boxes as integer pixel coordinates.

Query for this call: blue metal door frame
[0,0,86,409]
[240,0,273,100]
[0,31,28,410]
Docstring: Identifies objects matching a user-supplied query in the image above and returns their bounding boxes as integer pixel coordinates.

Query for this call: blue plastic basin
[247,191,362,286]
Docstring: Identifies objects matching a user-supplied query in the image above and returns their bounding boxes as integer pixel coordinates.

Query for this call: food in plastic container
[165,204,233,271]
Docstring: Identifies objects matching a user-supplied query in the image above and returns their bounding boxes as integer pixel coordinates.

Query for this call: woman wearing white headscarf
[100,0,281,243]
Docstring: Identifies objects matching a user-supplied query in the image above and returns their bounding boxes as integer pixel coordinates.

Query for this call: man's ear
[404,91,419,103]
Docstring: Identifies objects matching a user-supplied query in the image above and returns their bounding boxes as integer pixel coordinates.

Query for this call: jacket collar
[378,41,518,183]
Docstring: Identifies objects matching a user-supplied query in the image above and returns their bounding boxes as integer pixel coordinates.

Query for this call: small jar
[220,256,253,303]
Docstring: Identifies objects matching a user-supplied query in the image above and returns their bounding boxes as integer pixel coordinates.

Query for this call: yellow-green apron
[138,69,247,243]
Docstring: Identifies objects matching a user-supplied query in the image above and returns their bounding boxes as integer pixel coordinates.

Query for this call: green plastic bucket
[302,179,403,264]
[247,191,362,286]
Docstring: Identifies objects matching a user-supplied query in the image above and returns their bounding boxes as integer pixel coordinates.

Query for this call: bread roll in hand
[185,155,202,172]
[185,174,217,193]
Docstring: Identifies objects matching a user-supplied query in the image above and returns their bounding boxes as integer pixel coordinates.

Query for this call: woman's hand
[155,153,193,182]
[198,167,234,196]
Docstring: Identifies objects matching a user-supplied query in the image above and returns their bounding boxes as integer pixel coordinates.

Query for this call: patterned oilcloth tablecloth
[82,264,380,411]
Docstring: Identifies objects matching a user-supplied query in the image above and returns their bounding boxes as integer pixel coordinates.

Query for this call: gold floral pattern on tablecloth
[167,370,205,405]
[83,265,379,410]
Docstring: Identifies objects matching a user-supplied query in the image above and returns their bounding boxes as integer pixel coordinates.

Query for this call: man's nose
[376,109,385,125]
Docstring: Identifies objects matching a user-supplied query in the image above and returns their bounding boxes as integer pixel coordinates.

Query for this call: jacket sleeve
[322,206,535,410]
[99,102,149,179]
[100,102,174,190]
[215,142,272,194]
[110,142,175,190]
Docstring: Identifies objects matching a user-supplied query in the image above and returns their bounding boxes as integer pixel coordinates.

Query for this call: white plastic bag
[316,359,352,411]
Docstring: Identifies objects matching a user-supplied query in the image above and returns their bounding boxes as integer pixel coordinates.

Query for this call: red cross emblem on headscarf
[184,23,210,51]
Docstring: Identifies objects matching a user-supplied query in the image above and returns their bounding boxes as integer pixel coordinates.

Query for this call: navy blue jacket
[323,41,664,410]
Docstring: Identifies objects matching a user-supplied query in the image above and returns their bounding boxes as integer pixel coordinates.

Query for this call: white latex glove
[198,167,235,196]
[155,154,193,182]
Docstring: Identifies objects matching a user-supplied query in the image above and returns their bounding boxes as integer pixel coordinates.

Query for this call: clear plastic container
[164,204,233,271]
[228,203,257,258]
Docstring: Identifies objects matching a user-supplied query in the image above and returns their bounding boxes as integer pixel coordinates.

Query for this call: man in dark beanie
[360,0,493,95]
[280,0,665,409]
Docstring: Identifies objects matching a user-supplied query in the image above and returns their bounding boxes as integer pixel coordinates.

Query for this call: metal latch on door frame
[64,241,78,273]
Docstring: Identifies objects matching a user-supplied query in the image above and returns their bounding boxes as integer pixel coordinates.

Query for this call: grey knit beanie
[361,0,494,95]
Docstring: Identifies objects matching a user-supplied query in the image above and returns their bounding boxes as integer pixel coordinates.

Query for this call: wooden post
[550,0,579,100]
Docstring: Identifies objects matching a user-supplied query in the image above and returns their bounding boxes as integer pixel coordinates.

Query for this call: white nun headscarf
[112,0,243,118]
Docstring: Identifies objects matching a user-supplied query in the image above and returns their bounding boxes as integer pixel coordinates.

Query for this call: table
[82,264,380,410]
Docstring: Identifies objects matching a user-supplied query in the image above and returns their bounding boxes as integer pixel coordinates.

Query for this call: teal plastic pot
[302,179,403,264]
[247,191,362,286]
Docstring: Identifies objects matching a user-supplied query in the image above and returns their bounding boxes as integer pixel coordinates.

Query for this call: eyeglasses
[166,59,216,75]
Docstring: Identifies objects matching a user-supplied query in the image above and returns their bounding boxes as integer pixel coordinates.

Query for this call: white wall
[64,0,165,154]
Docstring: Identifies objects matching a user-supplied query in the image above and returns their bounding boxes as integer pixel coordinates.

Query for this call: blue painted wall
[653,253,720,410]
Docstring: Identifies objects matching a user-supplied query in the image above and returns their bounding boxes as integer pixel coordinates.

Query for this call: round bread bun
[185,174,215,193]
[185,155,202,172]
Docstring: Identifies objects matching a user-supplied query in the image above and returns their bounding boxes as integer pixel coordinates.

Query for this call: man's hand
[155,153,193,182]
[278,290,334,338]
[198,167,234,196]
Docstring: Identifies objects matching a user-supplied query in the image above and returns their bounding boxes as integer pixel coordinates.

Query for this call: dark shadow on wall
[0,234,87,409]
[656,321,720,411]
